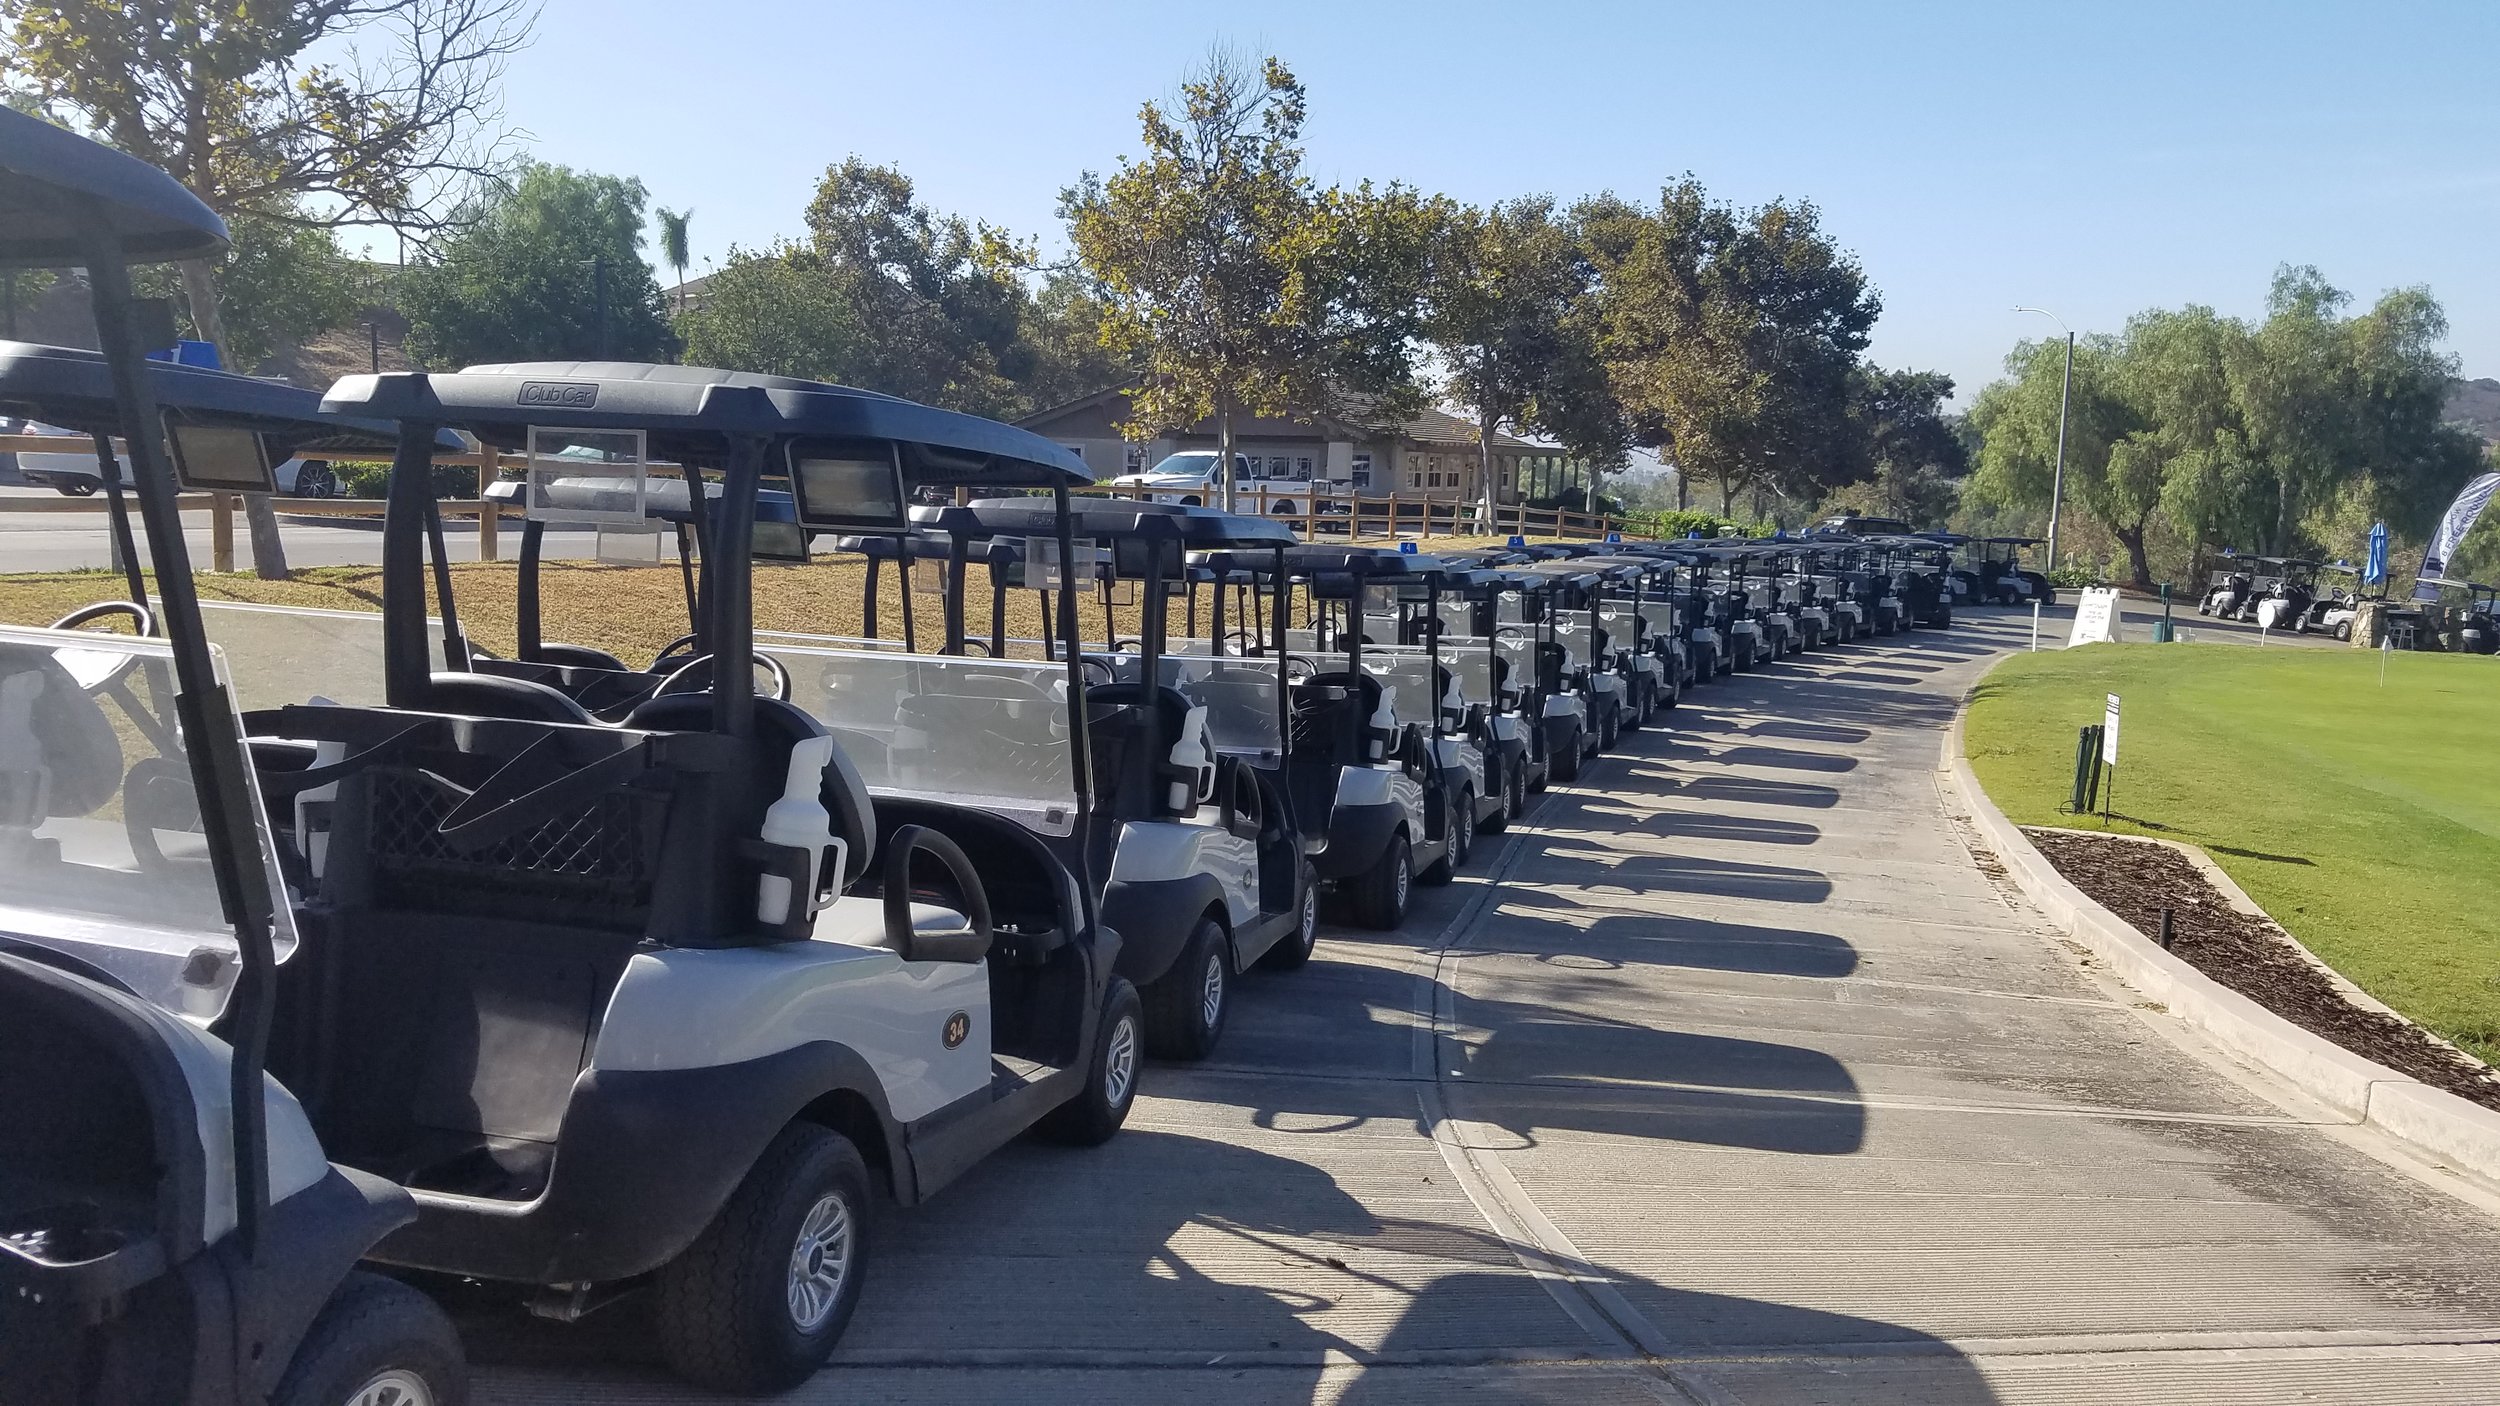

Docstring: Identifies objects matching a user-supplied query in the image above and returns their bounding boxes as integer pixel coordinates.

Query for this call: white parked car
[13,419,344,496]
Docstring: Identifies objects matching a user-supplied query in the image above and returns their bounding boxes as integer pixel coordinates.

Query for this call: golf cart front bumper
[1310,765,1411,881]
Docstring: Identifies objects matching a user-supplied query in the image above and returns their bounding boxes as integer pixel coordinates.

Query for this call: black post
[83,215,278,1256]
[2159,908,2175,950]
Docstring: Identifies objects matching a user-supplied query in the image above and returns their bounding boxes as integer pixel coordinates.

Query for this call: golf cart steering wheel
[1224,628,1263,656]
[1109,637,1144,653]
[1077,656,1117,689]
[1284,653,1319,682]
[46,600,160,694]
[648,633,707,675]
[652,651,793,701]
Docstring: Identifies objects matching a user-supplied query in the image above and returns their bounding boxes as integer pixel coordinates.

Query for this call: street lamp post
[2014,307,2073,574]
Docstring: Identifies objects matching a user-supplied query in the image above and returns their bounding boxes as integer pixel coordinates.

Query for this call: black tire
[1600,703,1620,749]
[1348,829,1412,930]
[1420,790,1472,884]
[1552,734,1582,783]
[1479,768,1513,834]
[292,461,338,499]
[1508,759,1530,816]
[57,480,97,497]
[654,1124,872,1394]
[2335,620,2353,642]
[1039,979,1144,1145]
[1143,916,1230,1060]
[1624,685,1647,732]
[271,1272,467,1406]
[1258,861,1322,970]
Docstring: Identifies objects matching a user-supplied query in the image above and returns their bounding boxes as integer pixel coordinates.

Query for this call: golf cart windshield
[0,625,298,1021]
[180,601,446,711]
[759,640,1080,835]
[1363,649,1439,723]
[1150,654,1284,754]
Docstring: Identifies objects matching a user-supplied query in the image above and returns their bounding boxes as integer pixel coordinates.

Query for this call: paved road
[0,486,607,570]
[460,605,2500,1404]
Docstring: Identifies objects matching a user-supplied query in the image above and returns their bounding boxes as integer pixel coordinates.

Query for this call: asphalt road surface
[0,485,604,571]
[458,606,2500,1404]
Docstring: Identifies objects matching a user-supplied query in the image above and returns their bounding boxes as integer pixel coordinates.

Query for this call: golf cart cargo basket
[364,768,665,923]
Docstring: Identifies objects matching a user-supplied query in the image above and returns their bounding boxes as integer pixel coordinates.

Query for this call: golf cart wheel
[1259,861,1323,970]
[2335,620,2352,642]
[1479,772,1512,834]
[1420,791,1473,884]
[1040,978,1145,1145]
[55,479,98,497]
[1600,705,1620,749]
[293,460,339,498]
[1509,759,1530,816]
[1624,688,1647,732]
[654,1124,871,1394]
[1348,829,1412,930]
[1552,735,1582,783]
[270,1271,467,1406]
[1143,917,1230,1060]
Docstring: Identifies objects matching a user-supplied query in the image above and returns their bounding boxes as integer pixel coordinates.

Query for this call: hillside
[2445,376,2500,443]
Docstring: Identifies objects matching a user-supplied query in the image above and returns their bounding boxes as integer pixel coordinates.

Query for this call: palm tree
[656,206,693,313]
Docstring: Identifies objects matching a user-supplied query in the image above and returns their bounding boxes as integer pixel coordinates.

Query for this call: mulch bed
[2025,828,2500,1114]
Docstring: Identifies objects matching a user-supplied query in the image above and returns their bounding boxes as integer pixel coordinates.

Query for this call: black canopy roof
[0,109,227,267]
[322,362,1090,488]
[0,340,460,458]
[929,496,1297,548]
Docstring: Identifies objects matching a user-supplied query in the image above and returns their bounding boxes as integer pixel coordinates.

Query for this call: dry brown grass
[0,534,1559,660]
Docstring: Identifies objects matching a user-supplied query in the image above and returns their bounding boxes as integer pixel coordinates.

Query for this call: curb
[1939,684,2500,1188]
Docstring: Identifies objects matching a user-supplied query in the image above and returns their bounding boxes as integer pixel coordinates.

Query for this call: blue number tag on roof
[1399,540,1418,554]
[1507,535,1526,548]
[1606,531,1622,544]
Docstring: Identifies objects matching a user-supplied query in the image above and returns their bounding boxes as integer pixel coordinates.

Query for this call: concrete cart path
[472,608,2500,1405]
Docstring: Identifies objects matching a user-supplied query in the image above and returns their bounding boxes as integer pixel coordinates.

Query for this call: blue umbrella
[2365,520,2389,586]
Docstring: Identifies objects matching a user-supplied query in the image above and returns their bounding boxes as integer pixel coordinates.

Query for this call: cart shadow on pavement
[1585,803,1821,846]
[1621,767,1844,809]
[1528,844,1837,904]
[1652,739,1860,774]
[454,1128,2001,1404]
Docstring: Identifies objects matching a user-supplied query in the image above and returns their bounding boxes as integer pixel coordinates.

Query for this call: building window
[1125,445,1145,472]
[1351,452,1372,488]
[1295,456,1312,480]
[1060,444,1085,463]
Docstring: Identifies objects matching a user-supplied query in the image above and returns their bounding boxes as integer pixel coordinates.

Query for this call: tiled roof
[1019,381,1547,453]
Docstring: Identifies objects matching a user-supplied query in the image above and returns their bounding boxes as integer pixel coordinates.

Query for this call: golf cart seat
[623,694,876,889]
[1084,681,1207,820]
[415,670,598,728]
[1290,670,1385,759]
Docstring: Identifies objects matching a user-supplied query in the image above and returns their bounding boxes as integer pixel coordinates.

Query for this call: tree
[676,158,1091,416]
[1062,50,1432,508]
[656,206,693,314]
[1581,181,1878,516]
[1825,367,1965,525]
[401,163,674,367]
[3,0,533,576]
[145,210,364,373]
[1966,334,2150,582]
[1423,196,1625,524]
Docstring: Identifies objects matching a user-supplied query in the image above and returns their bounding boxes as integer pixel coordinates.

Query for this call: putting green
[1965,642,2500,1066]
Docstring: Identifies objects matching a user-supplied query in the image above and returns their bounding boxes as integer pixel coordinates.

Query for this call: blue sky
[477,0,2500,404]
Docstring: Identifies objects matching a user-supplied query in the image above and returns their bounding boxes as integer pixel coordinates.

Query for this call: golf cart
[1878,535,1956,629]
[0,115,469,1406]
[1970,537,2054,608]
[897,496,1320,1057]
[286,362,1145,1392]
[2248,558,2321,632]
[1278,544,1456,928]
[1509,560,1629,756]
[1424,564,1550,819]
[2199,554,2258,619]
[2417,576,2500,654]
[1359,559,1514,841]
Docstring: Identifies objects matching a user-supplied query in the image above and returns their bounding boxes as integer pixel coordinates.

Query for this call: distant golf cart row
[2200,554,2498,651]
[0,116,1988,1406]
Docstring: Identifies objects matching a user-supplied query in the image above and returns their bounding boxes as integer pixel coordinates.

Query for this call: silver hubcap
[786,1191,854,1333]
[345,1368,434,1406]
[1200,949,1226,1027]
[1104,1014,1138,1103]
[1394,847,1410,905]
[1300,886,1318,944]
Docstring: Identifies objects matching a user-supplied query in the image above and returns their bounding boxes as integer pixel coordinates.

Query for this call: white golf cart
[0,113,468,1406]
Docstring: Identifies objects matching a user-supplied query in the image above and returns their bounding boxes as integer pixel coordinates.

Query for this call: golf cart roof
[2415,574,2495,593]
[1980,536,2044,546]
[0,340,458,458]
[0,108,228,266]
[1282,544,1445,577]
[322,361,1090,489]
[924,495,1297,548]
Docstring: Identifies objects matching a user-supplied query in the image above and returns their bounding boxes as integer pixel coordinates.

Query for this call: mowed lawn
[1966,643,2500,1066]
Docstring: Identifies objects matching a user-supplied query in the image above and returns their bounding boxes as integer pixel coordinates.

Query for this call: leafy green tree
[401,163,675,368]
[2,0,531,575]
[1824,367,1965,525]
[1062,50,1432,509]
[1966,334,2150,581]
[1581,181,1877,515]
[672,241,858,382]
[1424,196,1628,522]
[151,210,365,373]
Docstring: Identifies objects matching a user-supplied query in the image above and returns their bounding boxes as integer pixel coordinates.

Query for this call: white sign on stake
[2102,693,2122,766]
[2068,587,2123,646]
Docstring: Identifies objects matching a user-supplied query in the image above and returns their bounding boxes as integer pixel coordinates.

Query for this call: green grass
[1964,642,2500,1066]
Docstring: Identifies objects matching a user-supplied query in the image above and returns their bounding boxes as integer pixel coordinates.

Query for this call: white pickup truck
[1105,451,1343,518]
